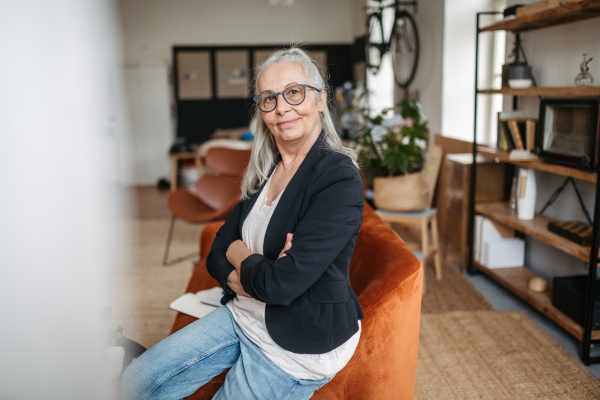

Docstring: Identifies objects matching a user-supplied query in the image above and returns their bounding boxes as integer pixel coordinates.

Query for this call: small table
[169,151,197,192]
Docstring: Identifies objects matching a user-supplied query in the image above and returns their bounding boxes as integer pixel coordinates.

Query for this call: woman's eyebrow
[258,82,301,94]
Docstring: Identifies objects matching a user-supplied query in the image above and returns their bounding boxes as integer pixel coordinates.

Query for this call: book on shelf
[496,111,537,153]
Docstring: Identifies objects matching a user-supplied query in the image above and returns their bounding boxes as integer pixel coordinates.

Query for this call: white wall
[117,0,365,185]
[409,0,445,135]
[119,0,361,66]
[441,0,499,142]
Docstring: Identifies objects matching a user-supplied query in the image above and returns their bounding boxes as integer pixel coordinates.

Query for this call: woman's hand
[226,269,250,297]
[278,233,293,259]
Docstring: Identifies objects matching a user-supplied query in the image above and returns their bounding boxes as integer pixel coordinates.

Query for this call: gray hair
[241,47,358,199]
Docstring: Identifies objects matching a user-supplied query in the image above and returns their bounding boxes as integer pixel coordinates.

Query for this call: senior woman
[122,47,365,400]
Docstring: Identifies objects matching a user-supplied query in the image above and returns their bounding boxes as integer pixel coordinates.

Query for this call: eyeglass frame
[253,83,322,112]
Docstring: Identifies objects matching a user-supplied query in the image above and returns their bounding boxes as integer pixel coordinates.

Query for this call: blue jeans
[121,306,332,400]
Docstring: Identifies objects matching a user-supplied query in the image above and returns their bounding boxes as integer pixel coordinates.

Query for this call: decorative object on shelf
[528,276,548,293]
[502,33,534,88]
[548,220,593,246]
[515,0,582,18]
[575,53,594,86]
[347,97,429,211]
[535,99,600,169]
[539,176,594,244]
[509,176,518,216]
[517,167,536,220]
[502,4,523,19]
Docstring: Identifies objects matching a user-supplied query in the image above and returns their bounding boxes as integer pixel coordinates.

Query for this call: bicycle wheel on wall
[390,10,419,88]
[365,11,385,74]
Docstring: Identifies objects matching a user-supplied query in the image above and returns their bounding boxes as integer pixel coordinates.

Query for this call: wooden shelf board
[475,202,596,262]
[473,263,600,341]
[480,0,600,32]
[477,147,598,182]
[477,86,600,97]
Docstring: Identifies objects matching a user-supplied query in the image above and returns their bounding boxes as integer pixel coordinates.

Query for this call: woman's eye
[288,89,299,95]
[264,95,275,102]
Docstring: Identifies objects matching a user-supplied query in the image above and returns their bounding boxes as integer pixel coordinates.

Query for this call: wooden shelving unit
[479,0,600,33]
[475,202,597,262]
[477,146,598,183]
[471,1,600,365]
[474,262,600,341]
[477,86,600,97]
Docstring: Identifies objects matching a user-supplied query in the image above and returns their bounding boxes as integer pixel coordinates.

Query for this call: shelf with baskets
[471,1,600,365]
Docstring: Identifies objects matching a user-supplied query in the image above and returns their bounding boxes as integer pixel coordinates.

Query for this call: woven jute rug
[388,223,493,314]
[420,261,493,314]
[416,311,600,399]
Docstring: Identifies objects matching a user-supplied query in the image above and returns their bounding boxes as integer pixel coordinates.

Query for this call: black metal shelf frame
[468,11,600,365]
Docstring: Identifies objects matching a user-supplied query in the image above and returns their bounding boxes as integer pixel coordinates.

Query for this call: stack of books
[497,111,538,160]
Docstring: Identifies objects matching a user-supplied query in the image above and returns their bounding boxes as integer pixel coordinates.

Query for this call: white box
[481,237,525,268]
[474,216,515,264]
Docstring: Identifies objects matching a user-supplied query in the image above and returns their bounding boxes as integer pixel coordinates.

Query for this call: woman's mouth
[278,118,299,126]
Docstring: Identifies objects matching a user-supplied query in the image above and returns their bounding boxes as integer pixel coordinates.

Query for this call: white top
[226,168,361,380]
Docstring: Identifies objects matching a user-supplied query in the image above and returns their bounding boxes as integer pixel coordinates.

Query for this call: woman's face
[257,62,326,147]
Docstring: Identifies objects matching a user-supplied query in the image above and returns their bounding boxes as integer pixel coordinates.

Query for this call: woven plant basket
[373,172,429,212]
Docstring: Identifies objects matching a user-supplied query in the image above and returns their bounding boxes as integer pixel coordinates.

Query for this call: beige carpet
[417,311,600,399]
[421,261,493,314]
[106,217,205,349]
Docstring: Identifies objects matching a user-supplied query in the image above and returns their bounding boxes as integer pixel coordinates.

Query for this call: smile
[278,118,300,126]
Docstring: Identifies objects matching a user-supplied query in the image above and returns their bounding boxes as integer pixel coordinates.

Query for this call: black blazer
[206,134,365,354]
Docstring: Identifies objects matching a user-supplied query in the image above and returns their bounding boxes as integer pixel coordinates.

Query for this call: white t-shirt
[226,169,361,380]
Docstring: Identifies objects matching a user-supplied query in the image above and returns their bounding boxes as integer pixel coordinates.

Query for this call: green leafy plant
[347,99,429,179]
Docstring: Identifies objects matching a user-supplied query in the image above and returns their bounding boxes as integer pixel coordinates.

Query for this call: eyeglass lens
[258,85,306,112]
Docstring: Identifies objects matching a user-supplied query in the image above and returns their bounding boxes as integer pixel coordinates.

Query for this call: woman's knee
[121,356,153,400]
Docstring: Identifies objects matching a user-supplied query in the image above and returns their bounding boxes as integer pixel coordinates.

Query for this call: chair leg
[163,215,198,267]
[431,214,442,280]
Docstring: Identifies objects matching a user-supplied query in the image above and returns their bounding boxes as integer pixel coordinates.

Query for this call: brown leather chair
[163,144,252,266]
[171,203,423,399]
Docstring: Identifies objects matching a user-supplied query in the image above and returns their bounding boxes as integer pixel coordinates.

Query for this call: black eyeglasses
[253,84,321,112]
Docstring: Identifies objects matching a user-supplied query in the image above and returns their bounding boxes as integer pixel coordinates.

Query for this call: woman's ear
[318,90,327,112]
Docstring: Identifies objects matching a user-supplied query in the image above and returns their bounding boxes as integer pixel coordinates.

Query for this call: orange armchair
[171,203,423,399]
[163,143,251,266]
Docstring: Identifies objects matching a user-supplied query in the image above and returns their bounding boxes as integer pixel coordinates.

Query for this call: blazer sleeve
[239,156,364,306]
[206,200,244,297]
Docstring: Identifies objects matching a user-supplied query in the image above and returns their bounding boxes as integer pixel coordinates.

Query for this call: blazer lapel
[262,133,327,259]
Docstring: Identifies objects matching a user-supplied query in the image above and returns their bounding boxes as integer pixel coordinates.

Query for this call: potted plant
[347,97,430,211]
[502,33,533,88]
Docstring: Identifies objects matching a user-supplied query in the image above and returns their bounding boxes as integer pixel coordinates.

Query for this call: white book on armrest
[169,286,224,319]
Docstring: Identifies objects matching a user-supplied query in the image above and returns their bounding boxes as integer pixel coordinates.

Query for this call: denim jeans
[121,306,332,400]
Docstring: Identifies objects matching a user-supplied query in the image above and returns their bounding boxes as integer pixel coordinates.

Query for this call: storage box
[552,275,600,329]
[481,237,525,269]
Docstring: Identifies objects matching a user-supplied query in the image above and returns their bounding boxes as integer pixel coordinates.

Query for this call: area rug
[106,217,205,349]
[416,311,600,399]
[388,223,493,313]
[420,262,493,313]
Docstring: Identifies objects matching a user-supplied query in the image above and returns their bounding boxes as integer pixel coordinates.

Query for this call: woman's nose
[274,93,290,114]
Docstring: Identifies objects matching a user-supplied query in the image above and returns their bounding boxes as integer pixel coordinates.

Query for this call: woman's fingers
[278,233,294,259]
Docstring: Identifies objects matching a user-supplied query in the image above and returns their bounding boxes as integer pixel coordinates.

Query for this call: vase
[517,168,536,220]
[373,172,429,212]
[508,64,533,88]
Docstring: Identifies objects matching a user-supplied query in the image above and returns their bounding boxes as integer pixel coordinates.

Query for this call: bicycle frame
[365,0,420,89]
[366,0,418,50]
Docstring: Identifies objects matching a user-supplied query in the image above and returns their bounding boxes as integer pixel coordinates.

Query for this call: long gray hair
[241,47,358,199]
